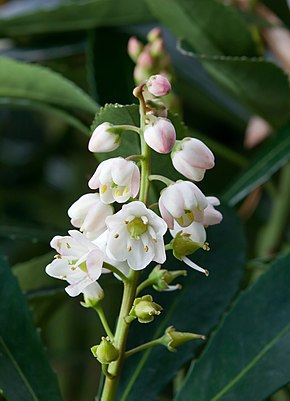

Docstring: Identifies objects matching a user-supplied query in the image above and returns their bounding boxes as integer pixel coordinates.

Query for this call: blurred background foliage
[0,1,290,401]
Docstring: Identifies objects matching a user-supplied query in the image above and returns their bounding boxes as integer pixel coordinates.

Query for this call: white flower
[68,193,113,239]
[146,74,171,97]
[159,181,208,229]
[88,157,140,204]
[45,230,104,297]
[171,138,215,181]
[88,122,121,153]
[144,118,176,154]
[203,197,223,226]
[105,201,167,270]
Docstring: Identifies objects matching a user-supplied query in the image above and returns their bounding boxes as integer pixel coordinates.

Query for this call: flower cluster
[45,74,222,306]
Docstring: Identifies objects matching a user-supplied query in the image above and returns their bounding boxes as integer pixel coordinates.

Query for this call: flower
[159,181,208,229]
[68,193,113,239]
[171,138,215,181]
[105,201,167,270]
[144,117,176,154]
[45,230,104,296]
[88,122,121,153]
[88,157,140,204]
[146,74,171,97]
[127,295,162,323]
[203,196,223,226]
[81,282,104,308]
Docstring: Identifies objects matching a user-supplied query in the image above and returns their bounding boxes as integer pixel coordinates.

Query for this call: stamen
[114,233,119,238]
[66,242,71,249]
[127,245,132,252]
[144,245,149,252]
[101,184,108,194]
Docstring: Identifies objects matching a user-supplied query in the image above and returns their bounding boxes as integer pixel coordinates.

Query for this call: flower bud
[161,326,206,352]
[203,197,223,226]
[146,74,171,97]
[147,27,162,43]
[88,122,121,153]
[144,117,176,154]
[91,337,119,364]
[127,295,162,323]
[148,265,187,291]
[127,36,143,63]
[80,282,104,308]
[171,138,215,181]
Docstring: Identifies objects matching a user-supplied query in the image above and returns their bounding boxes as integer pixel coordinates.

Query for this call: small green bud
[127,295,162,324]
[148,265,187,291]
[172,231,208,260]
[161,326,206,352]
[80,288,104,309]
[91,337,119,364]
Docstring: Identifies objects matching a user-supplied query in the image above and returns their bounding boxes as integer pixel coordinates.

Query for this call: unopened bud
[91,337,119,364]
[128,36,143,62]
[148,265,187,291]
[146,74,171,97]
[89,122,121,153]
[161,326,206,352]
[144,117,176,154]
[147,27,162,43]
[80,282,104,308]
[127,295,162,323]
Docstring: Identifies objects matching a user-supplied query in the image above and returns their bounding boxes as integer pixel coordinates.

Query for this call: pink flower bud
[138,51,154,68]
[88,122,121,153]
[147,27,162,43]
[171,138,214,181]
[144,118,176,154]
[146,74,171,97]
[127,36,143,62]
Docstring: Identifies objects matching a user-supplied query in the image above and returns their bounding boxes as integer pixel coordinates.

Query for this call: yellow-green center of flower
[127,217,148,239]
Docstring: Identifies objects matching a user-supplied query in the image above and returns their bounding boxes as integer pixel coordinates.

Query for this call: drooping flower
[159,181,208,229]
[88,157,140,204]
[88,122,121,153]
[171,138,215,181]
[144,117,176,154]
[146,74,171,97]
[105,201,167,270]
[68,193,113,239]
[203,196,223,226]
[45,230,104,296]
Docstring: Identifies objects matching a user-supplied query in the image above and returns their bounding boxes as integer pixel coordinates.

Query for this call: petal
[127,238,152,270]
[182,256,209,275]
[82,281,104,299]
[86,248,103,281]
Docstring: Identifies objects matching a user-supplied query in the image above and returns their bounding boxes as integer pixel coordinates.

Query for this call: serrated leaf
[0,56,98,116]
[222,121,290,206]
[146,0,290,127]
[175,250,290,401]
[0,0,152,35]
[0,256,62,401]
[118,207,245,401]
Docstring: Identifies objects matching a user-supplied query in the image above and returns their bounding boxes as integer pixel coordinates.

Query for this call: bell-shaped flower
[171,138,215,181]
[88,122,121,153]
[146,74,171,97]
[144,117,176,154]
[68,193,113,239]
[88,157,140,204]
[159,180,208,230]
[105,201,167,270]
[45,230,104,297]
[203,196,223,226]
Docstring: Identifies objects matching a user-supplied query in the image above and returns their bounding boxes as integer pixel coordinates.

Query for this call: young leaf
[0,256,62,401]
[175,250,290,401]
[0,57,98,116]
[118,207,245,401]
[222,121,290,206]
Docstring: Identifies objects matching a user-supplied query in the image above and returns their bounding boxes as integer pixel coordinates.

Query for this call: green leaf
[175,250,290,401]
[118,207,246,401]
[0,0,153,35]
[0,256,62,401]
[0,56,98,116]
[0,224,62,243]
[262,0,290,28]
[146,0,290,127]
[222,121,290,206]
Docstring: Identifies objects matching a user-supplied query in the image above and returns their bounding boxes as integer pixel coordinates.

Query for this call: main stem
[100,91,150,401]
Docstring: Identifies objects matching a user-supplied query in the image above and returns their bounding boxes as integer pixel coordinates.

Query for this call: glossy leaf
[146,0,290,127]
[0,256,62,401]
[222,121,290,206]
[0,57,98,116]
[175,250,290,401]
[118,206,245,401]
[0,0,152,35]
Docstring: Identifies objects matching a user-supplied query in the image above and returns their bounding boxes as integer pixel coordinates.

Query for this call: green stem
[103,262,128,283]
[125,338,162,358]
[136,278,155,296]
[114,125,141,135]
[149,174,174,187]
[94,305,114,341]
[257,163,290,256]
